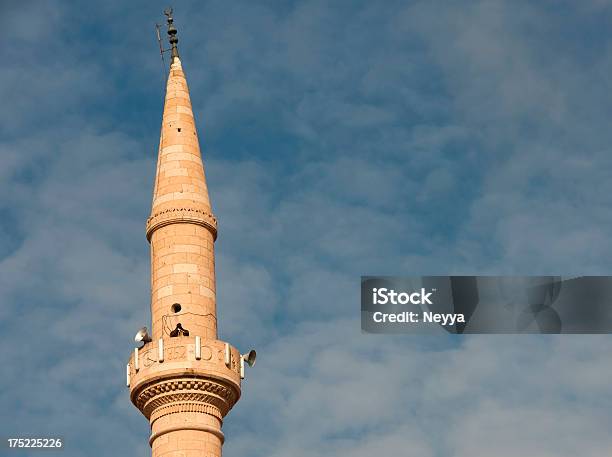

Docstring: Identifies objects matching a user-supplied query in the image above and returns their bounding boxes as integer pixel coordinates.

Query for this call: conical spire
[147,56,216,238]
[147,7,215,235]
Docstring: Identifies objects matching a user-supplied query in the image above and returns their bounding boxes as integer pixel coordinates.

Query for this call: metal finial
[164,7,179,60]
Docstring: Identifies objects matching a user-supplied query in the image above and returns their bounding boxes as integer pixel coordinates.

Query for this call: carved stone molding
[150,402,223,424]
[146,207,218,241]
[133,377,238,419]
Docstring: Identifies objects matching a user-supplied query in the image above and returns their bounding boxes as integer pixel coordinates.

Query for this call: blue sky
[2,0,612,455]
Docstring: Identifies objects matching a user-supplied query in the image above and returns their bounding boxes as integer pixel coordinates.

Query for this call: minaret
[127,10,253,457]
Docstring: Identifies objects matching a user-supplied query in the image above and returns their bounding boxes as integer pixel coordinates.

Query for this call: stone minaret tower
[127,10,253,457]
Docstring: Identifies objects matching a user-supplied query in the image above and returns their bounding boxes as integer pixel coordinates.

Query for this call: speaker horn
[241,349,257,367]
[134,327,152,344]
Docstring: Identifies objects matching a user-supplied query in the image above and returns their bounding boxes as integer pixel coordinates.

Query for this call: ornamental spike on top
[164,7,180,60]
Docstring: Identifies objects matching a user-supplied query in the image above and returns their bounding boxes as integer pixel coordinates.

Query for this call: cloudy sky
[2,0,612,455]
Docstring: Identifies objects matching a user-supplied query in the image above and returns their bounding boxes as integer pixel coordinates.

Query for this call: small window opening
[177,128,181,132]
[171,303,182,313]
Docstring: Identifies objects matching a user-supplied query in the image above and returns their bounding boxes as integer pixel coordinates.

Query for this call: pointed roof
[146,56,217,241]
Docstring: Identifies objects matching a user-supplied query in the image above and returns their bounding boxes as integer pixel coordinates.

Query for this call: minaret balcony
[127,337,241,420]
